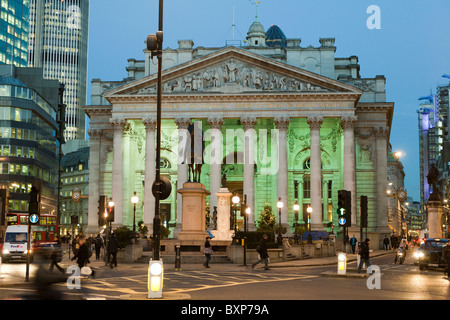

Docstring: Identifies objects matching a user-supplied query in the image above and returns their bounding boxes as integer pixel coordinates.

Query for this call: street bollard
[337,252,347,275]
[174,243,181,271]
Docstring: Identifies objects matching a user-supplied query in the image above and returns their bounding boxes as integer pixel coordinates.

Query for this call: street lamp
[293,201,300,244]
[277,198,283,247]
[105,198,114,266]
[306,205,313,244]
[131,192,139,237]
[245,206,251,233]
[232,194,240,244]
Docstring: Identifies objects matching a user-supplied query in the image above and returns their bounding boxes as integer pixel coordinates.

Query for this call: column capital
[87,128,102,139]
[307,116,323,130]
[174,116,191,129]
[340,115,358,130]
[142,118,157,130]
[240,116,257,129]
[274,116,290,130]
[207,116,224,129]
[110,118,127,131]
[374,126,388,138]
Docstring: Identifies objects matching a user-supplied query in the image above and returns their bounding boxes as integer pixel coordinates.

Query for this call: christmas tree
[257,202,276,232]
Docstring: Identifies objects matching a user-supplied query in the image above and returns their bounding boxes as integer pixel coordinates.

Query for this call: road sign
[30,213,39,224]
[338,217,346,226]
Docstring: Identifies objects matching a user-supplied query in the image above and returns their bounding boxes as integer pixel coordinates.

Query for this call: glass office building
[0,0,30,67]
[28,0,89,141]
[0,65,60,216]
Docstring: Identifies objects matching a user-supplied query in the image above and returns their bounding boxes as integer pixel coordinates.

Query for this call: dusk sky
[86,0,450,201]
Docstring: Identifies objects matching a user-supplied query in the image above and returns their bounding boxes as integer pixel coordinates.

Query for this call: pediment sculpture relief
[136,59,331,95]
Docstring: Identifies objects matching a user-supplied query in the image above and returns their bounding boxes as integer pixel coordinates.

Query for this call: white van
[2,225,32,262]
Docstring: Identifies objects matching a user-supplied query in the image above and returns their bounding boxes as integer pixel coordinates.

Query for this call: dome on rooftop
[247,20,266,36]
[266,25,287,48]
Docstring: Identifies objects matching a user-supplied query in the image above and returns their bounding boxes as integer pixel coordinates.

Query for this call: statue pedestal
[177,182,210,241]
[427,200,444,238]
[211,188,234,241]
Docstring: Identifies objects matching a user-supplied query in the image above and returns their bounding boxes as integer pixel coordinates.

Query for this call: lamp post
[105,198,114,266]
[277,198,283,247]
[293,201,300,245]
[307,205,313,244]
[245,205,251,233]
[131,192,139,238]
[232,194,240,244]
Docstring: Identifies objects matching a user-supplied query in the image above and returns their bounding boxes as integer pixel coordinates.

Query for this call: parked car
[415,238,449,270]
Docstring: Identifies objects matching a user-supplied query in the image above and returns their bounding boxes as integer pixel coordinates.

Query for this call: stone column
[241,116,257,230]
[87,129,102,233]
[174,117,191,236]
[110,118,126,227]
[375,127,390,233]
[341,116,358,226]
[307,116,323,231]
[274,116,290,228]
[142,118,157,230]
[207,116,224,219]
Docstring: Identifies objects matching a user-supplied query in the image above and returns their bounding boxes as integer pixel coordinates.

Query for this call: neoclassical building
[84,22,394,247]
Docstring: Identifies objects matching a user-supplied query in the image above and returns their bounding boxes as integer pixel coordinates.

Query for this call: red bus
[6,213,58,244]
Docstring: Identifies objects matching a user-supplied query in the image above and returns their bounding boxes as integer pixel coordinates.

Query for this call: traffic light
[360,195,368,228]
[108,199,115,222]
[98,195,106,226]
[344,190,351,227]
[337,190,346,226]
[337,189,351,227]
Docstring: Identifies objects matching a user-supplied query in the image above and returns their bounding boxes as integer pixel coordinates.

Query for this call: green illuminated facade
[85,22,395,248]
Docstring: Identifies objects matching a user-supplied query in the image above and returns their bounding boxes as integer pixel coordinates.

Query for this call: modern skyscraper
[27,0,89,141]
[0,0,30,67]
[0,64,61,219]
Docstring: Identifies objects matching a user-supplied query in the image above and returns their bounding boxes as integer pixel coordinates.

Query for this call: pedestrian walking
[443,242,450,279]
[383,235,390,250]
[357,238,372,273]
[203,236,213,268]
[94,234,103,260]
[86,234,95,256]
[49,237,65,274]
[71,236,90,269]
[108,233,120,269]
[350,235,357,254]
[252,234,270,270]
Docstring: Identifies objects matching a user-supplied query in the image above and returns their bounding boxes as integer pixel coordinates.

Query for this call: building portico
[85,41,393,246]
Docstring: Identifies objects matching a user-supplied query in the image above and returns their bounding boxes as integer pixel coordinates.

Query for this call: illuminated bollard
[337,252,347,275]
[148,259,164,299]
[174,243,181,271]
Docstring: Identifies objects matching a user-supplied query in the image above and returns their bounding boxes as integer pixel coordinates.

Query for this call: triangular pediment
[104,46,362,98]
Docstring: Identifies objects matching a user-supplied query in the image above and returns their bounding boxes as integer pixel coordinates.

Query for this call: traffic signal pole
[152,0,164,261]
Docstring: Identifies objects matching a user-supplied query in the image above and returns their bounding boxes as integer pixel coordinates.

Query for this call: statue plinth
[177,182,210,241]
[210,188,234,241]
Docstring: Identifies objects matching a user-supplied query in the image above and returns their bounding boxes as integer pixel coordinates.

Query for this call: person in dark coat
[252,234,270,270]
[71,237,90,269]
[203,237,212,268]
[94,234,103,260]
[357,238,372,273]
[350,235,357,254]
[108,233,120,269]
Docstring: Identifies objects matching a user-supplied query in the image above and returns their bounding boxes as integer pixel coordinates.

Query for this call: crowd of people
[69,233,121,270]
